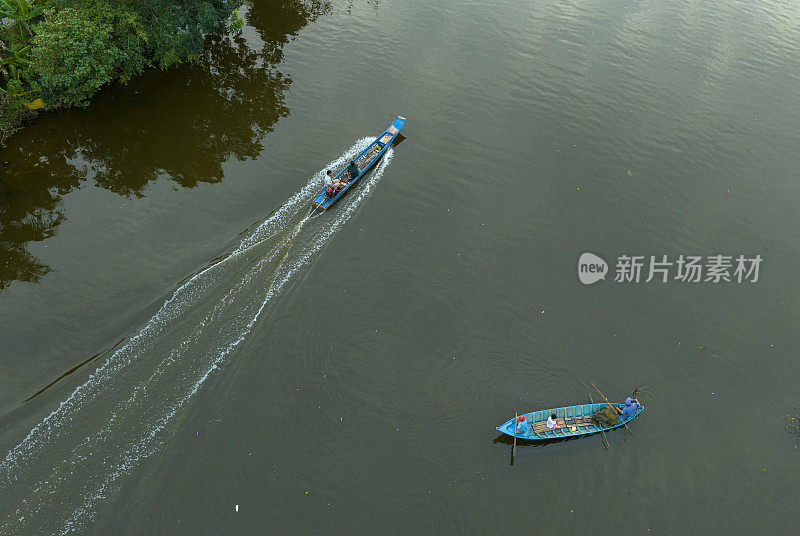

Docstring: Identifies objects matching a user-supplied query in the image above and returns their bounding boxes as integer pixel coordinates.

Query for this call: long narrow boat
[311,115,406,211]
[496,402,644,440]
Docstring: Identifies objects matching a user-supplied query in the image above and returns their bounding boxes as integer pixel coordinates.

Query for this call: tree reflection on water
[0,0,329,289]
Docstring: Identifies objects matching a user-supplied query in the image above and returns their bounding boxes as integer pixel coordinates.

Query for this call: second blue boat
[496,402,644,440]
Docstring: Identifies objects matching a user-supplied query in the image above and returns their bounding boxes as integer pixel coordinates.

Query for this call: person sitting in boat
[546,413,559,430]
[324,170,345,196]
[515,414,527,435]
[346,160,360,181]
[619,396,640,419]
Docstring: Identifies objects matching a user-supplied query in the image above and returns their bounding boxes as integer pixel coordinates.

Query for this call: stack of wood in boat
[356,144,382,169]
[529,415,596,434]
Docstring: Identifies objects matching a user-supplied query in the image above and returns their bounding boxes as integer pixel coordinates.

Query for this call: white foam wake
[0,137,392,535]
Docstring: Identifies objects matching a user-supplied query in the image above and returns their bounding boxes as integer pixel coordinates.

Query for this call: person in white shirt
[324,170,347,194]
[546,413,559,430]
[325,169,344,195]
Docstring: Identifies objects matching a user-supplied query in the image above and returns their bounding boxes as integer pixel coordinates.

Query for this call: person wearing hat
[619,396,640,419]
[515,413,529,435]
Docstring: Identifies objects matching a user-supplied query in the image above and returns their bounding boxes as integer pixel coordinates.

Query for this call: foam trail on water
[0,138,390,535]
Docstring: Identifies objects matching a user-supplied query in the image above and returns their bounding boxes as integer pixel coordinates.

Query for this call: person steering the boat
[618,397,640,419]
[515,414,528,435]
[324,170,345,195]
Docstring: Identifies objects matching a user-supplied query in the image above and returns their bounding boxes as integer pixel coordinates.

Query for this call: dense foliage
[0,0,329,289]
[0,0,243,142]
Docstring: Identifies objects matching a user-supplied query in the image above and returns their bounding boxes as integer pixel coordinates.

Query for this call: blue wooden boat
[496,402,644,440]
[311,116,406,211]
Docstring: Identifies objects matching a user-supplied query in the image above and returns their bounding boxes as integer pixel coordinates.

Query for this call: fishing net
[592,404,619,427]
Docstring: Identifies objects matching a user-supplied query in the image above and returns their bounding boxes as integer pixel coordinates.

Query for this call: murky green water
[2,0,799,533]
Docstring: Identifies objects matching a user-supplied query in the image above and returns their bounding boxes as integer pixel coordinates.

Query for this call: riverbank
[0,0,244,144]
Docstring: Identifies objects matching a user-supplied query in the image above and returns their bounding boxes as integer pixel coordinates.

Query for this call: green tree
[135,0,241,69]
[0,0,45,96]
[2,0,243,137]
[31,1,147,107]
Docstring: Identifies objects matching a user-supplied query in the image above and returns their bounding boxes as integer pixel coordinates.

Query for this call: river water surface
[1,0,799,534]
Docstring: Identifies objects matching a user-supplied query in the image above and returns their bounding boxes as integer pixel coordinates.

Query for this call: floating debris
[785,407,800,440]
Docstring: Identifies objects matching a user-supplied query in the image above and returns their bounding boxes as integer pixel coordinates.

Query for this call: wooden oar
[513,413,518,457]
[592,383,636,437]
[589,393,609,450]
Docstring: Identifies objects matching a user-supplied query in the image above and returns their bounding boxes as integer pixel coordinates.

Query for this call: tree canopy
[0,0,245,141]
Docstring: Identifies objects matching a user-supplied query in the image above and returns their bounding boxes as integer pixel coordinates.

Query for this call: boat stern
[497,418,530,439]
[311,192,330,211]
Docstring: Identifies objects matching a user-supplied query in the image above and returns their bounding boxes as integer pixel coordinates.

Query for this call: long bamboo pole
[589,393,609,450]
[513,413,518,457]
[592,383,636,437]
